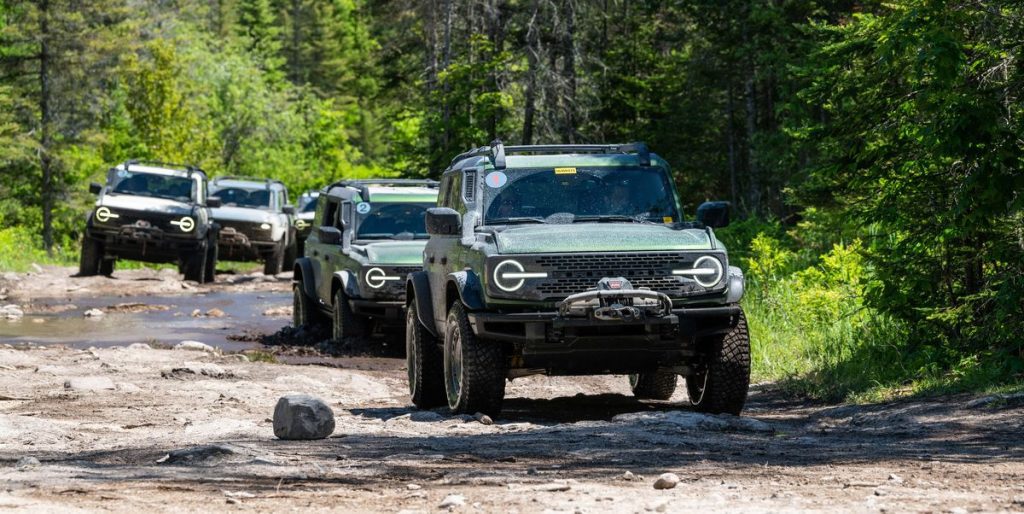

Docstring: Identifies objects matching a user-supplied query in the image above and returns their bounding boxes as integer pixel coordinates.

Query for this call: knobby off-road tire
[283,229,297,270]
[407,301,445,409]
[444,303,506,416]
[99,258,115,277]
[203,233,218,283]
[182,244,208,283]
[686,310,751,415]
[78,237,103,276]
[264,240,285,276]
[331,288,368,348]
[629,371,678,400]
[292,281,325,329]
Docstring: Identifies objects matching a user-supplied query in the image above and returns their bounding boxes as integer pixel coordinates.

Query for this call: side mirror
[696,201,730,228]
[89,182,103,195]
[318,225,342,245]
[283,205,295,215]
[206,196,222,208]
[425,207,461,236]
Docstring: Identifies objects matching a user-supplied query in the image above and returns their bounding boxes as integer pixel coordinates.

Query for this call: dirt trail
[1,269,1023,513]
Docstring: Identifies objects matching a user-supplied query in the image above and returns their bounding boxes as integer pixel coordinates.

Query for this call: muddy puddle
[0,290,292,351]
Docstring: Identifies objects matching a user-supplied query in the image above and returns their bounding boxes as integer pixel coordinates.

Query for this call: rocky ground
[1,268,1023,513]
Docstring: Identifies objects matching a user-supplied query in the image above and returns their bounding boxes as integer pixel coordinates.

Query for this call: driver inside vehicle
[605,182,635,216]
[494,192,520,218]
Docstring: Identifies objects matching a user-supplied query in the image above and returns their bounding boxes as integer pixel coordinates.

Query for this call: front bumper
[217,227,277,260]
[87,226,203,262]
[349,299,405,322]
[466,300,740,375]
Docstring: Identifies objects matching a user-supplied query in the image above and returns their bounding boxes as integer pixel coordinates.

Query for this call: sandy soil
[1,269,1023,513]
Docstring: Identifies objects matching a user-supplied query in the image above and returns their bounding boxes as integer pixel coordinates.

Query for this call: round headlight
[171,216,196,232]
[365,267,400,288]
[672,256,724,287]
[295,219,309,230]
[95,206,119,223]
[492,259,548,292]
[691,256,723,287]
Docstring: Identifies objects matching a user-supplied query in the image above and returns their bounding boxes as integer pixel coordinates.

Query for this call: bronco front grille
[491,252,726,300]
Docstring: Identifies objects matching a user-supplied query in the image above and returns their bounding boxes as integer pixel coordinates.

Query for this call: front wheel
[264,240,284,276]
[331,288,368,348]
[443,303,506,416]
[407,301,445,409]
[78,237,103,276]
[629,371,677,400]
[686,310,751,415]
[292,281,325,330]
[203,234,218,283]
[182,244,208,283]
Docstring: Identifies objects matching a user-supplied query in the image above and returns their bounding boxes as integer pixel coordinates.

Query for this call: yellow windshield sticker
[663,216,674,223]
[554,167,577,175]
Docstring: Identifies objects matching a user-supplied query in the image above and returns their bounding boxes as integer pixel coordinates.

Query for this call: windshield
[482,167,680,224]
[211,187,272,209]
[300,196,319,212]
[108,171,195,202]
[355,202,434,240]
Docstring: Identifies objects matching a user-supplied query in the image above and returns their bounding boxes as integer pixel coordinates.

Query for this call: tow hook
[593,304,642,322]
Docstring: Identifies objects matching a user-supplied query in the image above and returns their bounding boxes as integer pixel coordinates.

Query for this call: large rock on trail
[64,376,116,391]
[273,394,335,440]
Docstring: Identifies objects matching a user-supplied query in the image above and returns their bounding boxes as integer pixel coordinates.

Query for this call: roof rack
[123,159,206,176]
[451,141,651,170]
[329,179,440,202]
[211,176,285,189]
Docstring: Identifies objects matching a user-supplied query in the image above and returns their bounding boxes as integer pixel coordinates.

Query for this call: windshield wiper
[488,216,547,225]
[572,215,656,224]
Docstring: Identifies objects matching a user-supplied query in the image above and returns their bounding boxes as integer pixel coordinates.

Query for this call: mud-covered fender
[725,265,745,304]
[447,270,485,311]
[332,269,361,299]
[293,257,317,299]
[406,271,437,337]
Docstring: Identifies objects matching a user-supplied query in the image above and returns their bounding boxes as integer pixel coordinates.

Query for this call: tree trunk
[521,0,540,145]
[441,0,453,152]
[39,0,54,255]
[727,83,737,210]
[744,72,759,216]
[562,0,577,143]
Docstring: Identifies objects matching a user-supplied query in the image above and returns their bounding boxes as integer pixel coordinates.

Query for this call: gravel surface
[1,268,1022,512]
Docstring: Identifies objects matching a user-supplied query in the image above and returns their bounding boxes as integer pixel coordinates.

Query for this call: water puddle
[0,291,291,352]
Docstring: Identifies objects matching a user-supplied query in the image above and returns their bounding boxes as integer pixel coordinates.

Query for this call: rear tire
[407,301,446,409]
[264,240,284,276]
[443,303,506,416]
[686,310,751,415]
[331,287,368,348]
[292,280,325,329]
[78,237,103,276]
[629,371,678,400]
[182,244,207,283]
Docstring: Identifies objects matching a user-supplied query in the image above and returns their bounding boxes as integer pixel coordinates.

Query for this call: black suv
[405,142,748,416]
[80,160,220,283]
[292,179,439,347]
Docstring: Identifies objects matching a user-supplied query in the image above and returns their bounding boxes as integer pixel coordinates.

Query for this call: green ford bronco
[292,180,439,346]
[405,142,749,416]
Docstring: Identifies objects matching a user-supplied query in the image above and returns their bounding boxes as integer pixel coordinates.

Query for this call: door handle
[427,254,435,264]
[313,250,319,257]
[440,256,447,266]
[325,255,330,262]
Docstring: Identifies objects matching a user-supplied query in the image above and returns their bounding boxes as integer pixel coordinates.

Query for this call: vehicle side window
[450,173,465,214]
[438,176,452,208]
[321,199,339,229]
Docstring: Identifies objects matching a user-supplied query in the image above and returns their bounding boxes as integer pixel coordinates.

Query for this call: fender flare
[293,257,318,299]
[406,271,438,338]
[332,269,361,299]
[447,270,485,311]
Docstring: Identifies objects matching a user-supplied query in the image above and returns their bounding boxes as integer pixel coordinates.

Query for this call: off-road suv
[293,190,320,258]
[405,142,749,417]
[80,160,220,283]
[208,177,296,275]
[292,179,439,347]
